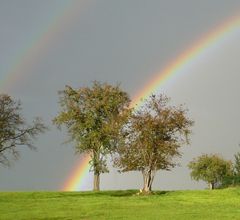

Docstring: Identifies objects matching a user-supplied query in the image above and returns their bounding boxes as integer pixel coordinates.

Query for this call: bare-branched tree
[0,94,47,166]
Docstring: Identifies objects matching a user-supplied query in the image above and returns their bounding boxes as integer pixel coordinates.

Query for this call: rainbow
[1,0,88,92]
[0,1,92,191]
[62,155,91,191]
[130,15,240,108]
[63,15,240,191]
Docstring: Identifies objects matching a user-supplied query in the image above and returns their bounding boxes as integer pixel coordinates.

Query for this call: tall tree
[114,94,193,193]
[53,81,130,191]
[188,154,233,190]
[0,94,46,166]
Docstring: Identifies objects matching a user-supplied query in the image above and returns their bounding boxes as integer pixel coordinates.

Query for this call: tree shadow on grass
[153,190,171,196]
[109,190,172,197]
[56,190,172,198]
[108,190,138,197]
[59,190,137,197]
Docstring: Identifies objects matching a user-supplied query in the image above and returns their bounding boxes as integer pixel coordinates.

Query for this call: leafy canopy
[53,81,131,174]
[188,154,233,186]
[114,94,193,173]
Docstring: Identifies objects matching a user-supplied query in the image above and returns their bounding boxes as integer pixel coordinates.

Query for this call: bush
[221,175,240,188]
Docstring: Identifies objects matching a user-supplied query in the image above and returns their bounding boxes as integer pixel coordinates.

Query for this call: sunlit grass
[0,188,240,219]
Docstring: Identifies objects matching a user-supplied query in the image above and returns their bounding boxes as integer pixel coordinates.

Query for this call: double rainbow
[1,2,239,191]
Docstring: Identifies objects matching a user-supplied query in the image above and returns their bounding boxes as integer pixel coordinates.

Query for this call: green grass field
[0,188,240,220]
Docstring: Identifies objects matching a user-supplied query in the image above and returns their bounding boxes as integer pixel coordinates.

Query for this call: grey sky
[0,0,240,191]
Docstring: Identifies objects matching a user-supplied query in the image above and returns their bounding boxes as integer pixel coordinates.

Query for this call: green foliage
[234,152,240,176]
[0,94,47,166]
[188,154,233,189]
[53,81,131,190]
[0,189,240,219]
[221,151,240,188]
[114,94,193,192]
[221,175,240,188]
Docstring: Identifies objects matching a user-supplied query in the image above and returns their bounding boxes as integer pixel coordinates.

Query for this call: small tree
[222,150,240,187]
[234,151,240,176]
[53,81,130,191]
[114,94,193,193]
[0,94,46,166]
[188,154,232,190]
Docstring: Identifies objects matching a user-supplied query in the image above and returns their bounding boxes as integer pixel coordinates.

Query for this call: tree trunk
[93,150,101,191]
[209,182,214,190]
[93,172,100,191]
[142,169,155,193]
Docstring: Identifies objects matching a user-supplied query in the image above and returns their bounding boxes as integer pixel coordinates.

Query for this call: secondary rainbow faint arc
[1,0,88,91]
[63,15,240,191]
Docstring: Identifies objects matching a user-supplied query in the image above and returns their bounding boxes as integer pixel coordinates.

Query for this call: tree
[188,154,233,190]
[114,94,193,193]
[0,94,46,166]
[53,81,130,191]
[234,151,240,176]
[221,150,240,187]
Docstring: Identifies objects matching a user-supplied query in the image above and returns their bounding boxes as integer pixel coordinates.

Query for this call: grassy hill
[0,188,240,219]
